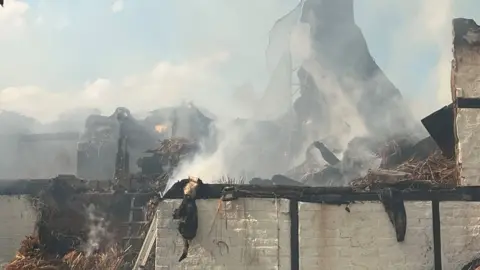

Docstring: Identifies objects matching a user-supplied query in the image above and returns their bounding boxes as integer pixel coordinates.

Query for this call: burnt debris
[312,141,340,166]
[172,177,204,262]
[421,104,455,159]
[379,188,407,242]
[77,104,213,181]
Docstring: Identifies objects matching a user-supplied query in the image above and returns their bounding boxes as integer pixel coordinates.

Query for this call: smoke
[0,0,29,39]
[0,0,463,184]
[355,0,454,118]
[168,0,457,187]
[84,204,112,256]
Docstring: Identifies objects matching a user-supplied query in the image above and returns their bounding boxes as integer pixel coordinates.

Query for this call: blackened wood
[432,199,442,270]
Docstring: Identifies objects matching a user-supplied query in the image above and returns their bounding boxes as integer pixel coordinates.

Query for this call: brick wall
[0,195,36,266]
[156,199,480,270]
[452,19,480,186]
[298,202,433,270]
[156,198,291,270]
[441,202,480,269]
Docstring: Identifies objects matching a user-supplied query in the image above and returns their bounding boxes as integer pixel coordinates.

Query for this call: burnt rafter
[379,188,407,242]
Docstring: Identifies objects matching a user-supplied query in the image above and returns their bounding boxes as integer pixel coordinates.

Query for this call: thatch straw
[5,256,66,270]
[351,151,457,188]
[6,236,125,270]
[218,175,246,185]
[63,248,124,270]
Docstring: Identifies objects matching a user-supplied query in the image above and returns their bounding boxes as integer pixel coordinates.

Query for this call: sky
[0,0,478,123]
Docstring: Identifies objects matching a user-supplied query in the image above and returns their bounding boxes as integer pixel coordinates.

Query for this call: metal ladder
[132,211,158,270]
[122,194,150,265]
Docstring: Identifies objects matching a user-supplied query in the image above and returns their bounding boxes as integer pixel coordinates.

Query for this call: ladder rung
[121,221,149,225]
[123,236,144,240]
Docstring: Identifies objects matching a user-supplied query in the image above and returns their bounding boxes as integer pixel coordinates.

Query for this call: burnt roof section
[162,179,478,203]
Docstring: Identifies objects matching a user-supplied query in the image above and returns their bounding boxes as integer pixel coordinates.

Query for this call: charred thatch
[351,151,457,189]
[28,180,88,257]
[6,235,125,270]
[287,134,455,189]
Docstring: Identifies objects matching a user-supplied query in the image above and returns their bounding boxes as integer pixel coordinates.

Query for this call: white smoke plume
[0,0,467,184]
[84,204,112,256]
[354,0,455,118]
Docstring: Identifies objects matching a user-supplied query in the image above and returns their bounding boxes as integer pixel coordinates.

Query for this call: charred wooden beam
[163,181,480,202]
[312,141,340,166]
[379,188,407,242]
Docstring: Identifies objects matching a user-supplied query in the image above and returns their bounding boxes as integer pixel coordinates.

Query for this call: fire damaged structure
[4,1,480,270]
[76,103,214,181]
[151,10,480,270]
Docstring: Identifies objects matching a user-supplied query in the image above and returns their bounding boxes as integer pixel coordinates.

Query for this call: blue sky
[0,0,477,121]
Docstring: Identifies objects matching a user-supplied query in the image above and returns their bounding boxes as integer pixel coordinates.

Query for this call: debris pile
[136,137,199,190]
[4,177,155,269]
[6,236,125,270]
[285,134,457,189]
[147,137,199,163]
[352,151,457,188]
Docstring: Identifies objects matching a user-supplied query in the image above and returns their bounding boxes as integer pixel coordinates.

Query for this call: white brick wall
[156,198,291,270]
[298,202,433,270]
[0,195,36,266]
[456,108,480,186]
[441,202,480,269]
[452,27,480,186]
[155,198,480,270]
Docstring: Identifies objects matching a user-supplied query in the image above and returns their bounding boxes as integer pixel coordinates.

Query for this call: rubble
[3,176,156,269]
[3,134,196,269]
[135,137,199,191]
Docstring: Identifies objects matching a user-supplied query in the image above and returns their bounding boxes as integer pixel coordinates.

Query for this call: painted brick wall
[455,108,480,186]
[452,19,480,186]
[0,195,36,267]
[156,198,291,270]
[155,199,480,270]
[440,202,480,269]
[298,202,433,270]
